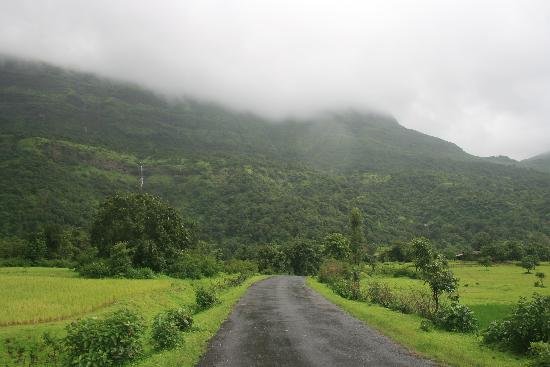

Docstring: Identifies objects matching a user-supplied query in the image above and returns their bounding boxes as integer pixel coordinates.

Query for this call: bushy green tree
[422,255,459,312]
[322,233,351,260]
[521,255,538,274]
[91,193,196,271]
[287,240,322,276]
[349,207,364,265]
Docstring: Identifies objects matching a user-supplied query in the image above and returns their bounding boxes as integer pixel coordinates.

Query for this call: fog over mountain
[1,0,549,159]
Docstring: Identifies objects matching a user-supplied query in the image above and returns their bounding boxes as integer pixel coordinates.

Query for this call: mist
[1,0,549,159]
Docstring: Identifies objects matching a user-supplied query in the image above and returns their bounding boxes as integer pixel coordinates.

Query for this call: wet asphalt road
[197,276,436,367]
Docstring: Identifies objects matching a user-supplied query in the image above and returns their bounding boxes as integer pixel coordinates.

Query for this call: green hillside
[0,56,549,251]
[522,151,550,173]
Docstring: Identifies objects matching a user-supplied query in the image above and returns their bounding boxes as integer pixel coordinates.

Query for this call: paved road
[197,276,436,367]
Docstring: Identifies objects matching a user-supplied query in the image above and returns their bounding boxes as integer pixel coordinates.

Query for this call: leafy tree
[256,244,288,273]
[349,208,364,265]
[91,193,196,271]
[25,237,47,262]
[287,240,322,276]
[107,242,133,276]
[411,237,435,271]
[422,255,459,312]
[521,255,538,274]
[322,233,351,260]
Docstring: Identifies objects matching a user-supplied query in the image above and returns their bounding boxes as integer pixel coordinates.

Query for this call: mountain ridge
[0,56,548,251]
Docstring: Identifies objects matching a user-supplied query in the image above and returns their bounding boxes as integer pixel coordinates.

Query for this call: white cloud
[1,0,549,159]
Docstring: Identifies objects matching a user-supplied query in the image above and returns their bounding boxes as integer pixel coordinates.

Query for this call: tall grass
[0,268,172,326]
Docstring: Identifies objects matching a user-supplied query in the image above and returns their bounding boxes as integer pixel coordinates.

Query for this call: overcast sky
[1,0,549,159]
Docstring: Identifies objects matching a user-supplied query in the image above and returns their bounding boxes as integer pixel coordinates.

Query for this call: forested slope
[1,56,549,251]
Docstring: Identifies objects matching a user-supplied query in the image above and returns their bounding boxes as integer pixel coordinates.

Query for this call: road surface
[197,276,436,367]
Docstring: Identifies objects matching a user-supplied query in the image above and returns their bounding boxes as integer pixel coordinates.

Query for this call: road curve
[197,275,436,367]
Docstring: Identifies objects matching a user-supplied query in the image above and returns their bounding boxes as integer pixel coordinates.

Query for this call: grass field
[309,261,550,367]
[0,267,266,366]
[366,262,550,328]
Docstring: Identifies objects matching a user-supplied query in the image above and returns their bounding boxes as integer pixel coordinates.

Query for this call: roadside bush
[529,342,550,367]
[151,307,193,350]
[77,260,110,278]
[165,308,193,331]
[331,278,364,301]
[64,308,144,366]
[195,287,218,310]
[318,259,352,285]
[419,319,434,332]
[168,253,220,279]
[151,313,180,350]
[432,302,478,332]
[221,273,248,288]
[224,259,258,276]
[366,281,395,308]
[483,293,550,354]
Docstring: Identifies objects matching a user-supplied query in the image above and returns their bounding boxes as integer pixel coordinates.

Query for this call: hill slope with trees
[0,56,549,253]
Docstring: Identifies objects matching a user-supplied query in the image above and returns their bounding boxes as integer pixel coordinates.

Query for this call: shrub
[77,260,110,278]
[331,278,364,301]
[224,259,258,276]
[432,302,478,333]
[165,308,193,331]
[222,273,248,288]
[168,253,220,279]
[125,267,156,279]
[483,293,550,354]
[420,319,434,332]
[195,287,218,310]
[529,342,550,367]
[366,281,395,308]
[318,259,352,285]
[64,308,144,366]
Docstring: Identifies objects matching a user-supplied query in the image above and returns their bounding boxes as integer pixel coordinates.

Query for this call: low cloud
[1,0,549,159]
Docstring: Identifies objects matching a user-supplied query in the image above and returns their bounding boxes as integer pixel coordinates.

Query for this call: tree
[107,242,133,276]
[286,240,322,276]
[410,237,434,272]
[521,255,538,274]
[535,272,545,287]
[349,207,364,265]
[422,255,458,312]
[322,233,351,260]
[91,193,197,271]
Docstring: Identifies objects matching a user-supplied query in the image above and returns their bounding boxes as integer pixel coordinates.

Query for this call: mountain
[1,56,549,251]
[522,151,550,173]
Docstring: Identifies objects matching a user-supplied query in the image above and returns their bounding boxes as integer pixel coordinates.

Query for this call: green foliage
[432,302,478,333]
[150,308,192,350]
[77,260,111,278]
[256,244,288,274]
[195,286,218,310]
[349,208,364,264]
[322,233,351,261]
[1,58,549,256]
[167,252,220,279]
[483,293,550,354]
[223,259,258,276]
[536,272,546,288]
[529,342,550,367]
[64,308,145,366]
[522,256,539,273]
[91,192,196,272]
[107,242,132,277]
[286,240,322,276]
[318,259,352,285]
[410,237,435,271]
